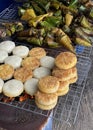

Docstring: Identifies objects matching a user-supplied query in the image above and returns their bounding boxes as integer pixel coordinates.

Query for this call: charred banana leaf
[65,12,73,26]
[75,37,92,46]
[80,16,92,29]
[28,13,53,27]
[18,37,43,46]
[58,34,75,52]
[21,9,36,21]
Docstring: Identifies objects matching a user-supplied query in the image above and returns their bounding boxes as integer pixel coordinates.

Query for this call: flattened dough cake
[0,49,8,63]
[0,78,4,93]
[24,78,39,96]
[13,45,29,58]
[33,67,51,79]
[35,91,58,110]
[3,79,24,97]
[57,81,69,96]
[0,64,14,80]
[52,66,77,81]
[38,76,59,93]
[0,40,15,53]
[40,56,55,69]
[29,47,46,59]
[55,51,77,69]
[22,57,40,70]
[14,67,33,83]
[4,55,22,69]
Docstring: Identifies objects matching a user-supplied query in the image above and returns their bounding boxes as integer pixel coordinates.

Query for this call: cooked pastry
[69,75,78,84]
[0,40,15,53]
[22,57,40,70]
[14,67,33,83]
[57,81,69,96]
[29,47,46,59]
[12,45,29,58]
[33,67,51,79]
[24,78,39,96]
[52,66,77,81]
[35,91,58,110]
[38,76,59,93]
[55,51,77,69]
[40,56,55,69]
[0,64,14,80]
[0,49,8,63]
[4,55,22,69]
[0,78,4,93]
[3,79,24,97]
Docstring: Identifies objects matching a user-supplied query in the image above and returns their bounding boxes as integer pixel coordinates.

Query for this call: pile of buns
[0,40,78,110]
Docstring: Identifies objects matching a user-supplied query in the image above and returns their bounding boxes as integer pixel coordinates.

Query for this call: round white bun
[40,56,55,69]
[0,78,4,93]
[4,55,22,69]
[0,40,15,53]
[13,45,29,58]
[0,49,8,63]
[3,79,24,97]
[24,78,39,96]
[33,67,51,79]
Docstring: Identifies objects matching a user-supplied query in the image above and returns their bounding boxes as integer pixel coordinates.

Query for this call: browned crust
[14,67,33,83]
[0,64,14,80]
[55,51,77,69]
[35,91,58,106]
[38,76,59,93]
[52,66,77,81]
[22,57,40,70]
[29,47,46,59]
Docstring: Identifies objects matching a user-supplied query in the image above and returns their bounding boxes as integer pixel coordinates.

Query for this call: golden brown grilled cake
[57,81,69,96]
[35,91,58,110]
[69,75,78,84]
[0,64,14,80]
[14,67,33,83]
[22,57,40,70]
[52,66,77,81]
[38,76,59,94]
[55,51,77,70]
[29,47,46,59]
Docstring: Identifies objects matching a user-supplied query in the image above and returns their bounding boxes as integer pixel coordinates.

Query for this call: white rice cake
[0,40,15,53]
[40,56,55,69]
[0,49,8,63]
[33,67,51,79]
[24,78,39,96]
[4,55,22,69]
[13,45,29,58]
[0,78,4,93]
[3,79,24,97]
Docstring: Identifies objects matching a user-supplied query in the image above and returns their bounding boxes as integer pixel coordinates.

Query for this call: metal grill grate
[0,42,91,127]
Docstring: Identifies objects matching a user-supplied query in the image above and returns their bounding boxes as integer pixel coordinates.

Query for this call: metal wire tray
[0,3,92,58]
[0,41,91,127]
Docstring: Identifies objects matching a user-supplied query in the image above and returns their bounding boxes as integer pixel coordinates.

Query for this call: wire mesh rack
[0,41,91,128]
[0,3,92,58]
